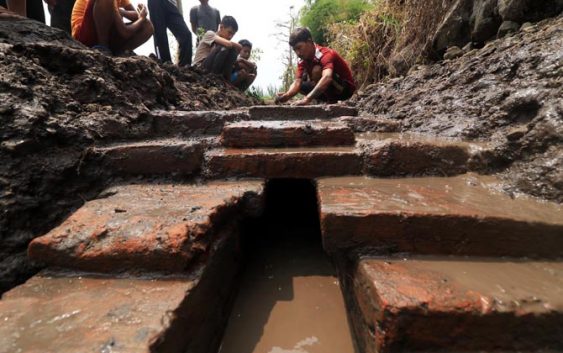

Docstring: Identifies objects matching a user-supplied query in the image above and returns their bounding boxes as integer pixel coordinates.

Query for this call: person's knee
[144,19,154,36]
[93,0,113,11]
[311,65,322,82]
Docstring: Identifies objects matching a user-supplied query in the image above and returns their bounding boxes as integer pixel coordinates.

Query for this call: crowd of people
[2,0,355,103]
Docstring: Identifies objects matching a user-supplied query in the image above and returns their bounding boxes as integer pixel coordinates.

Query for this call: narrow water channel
[218,179,356,353]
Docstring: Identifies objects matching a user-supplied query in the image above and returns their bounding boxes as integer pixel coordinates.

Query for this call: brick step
[317,174,563,257]
[221,120,355,148]
[1,232,240,353]
[248,104,357,120]
[88,138,218,176]
[205,147,363,179]
[346,255,563,352]
[357,132,490,176]
[28,181,264,272]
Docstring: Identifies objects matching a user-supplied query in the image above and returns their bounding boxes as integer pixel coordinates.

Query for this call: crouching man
[193,15,241,81]
[276,27,356,106]
[71,0,154,55]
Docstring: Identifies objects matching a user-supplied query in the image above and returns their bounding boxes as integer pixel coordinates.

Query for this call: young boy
[276,27,356,106]
[71,0,153,55]
[193,15,242,81]
[231,39,257,91]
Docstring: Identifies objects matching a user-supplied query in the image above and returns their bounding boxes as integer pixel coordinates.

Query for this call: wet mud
[355,15,563,202]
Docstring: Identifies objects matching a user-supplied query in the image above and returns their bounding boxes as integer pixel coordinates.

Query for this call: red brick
[248,104,357,120]
[221,120,355,148]
[151,110,245,136]
[318,174,563,256]
[336,116,401,133]
[1,233,241,353]
[350,256,563,352]
[359,133,479,176]
[91,139,206,176]
[28,181,263,272]
[205,147,363,179]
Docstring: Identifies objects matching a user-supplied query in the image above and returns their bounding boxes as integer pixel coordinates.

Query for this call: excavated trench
[217,179,356,353]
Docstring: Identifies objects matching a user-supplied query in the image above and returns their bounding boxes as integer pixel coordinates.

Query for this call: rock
[520,21,533,30]
[498,0,563,23]
[432,0,474,53]
[506,126,528,141]
[497,20,520,37]
[444,46,465,60]
[462,42,474,51]
[470,0,501,42]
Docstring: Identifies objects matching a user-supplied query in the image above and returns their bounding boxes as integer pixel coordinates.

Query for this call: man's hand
[137,3,148,19]
[274,93,288,105]
[292,96,313,106]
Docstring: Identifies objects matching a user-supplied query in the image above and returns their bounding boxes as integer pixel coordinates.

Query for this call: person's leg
[92,0,115,48]
[25,0,44,22]
[162,0,192,66]
[206,46,237,80]
[148,0,172,62]
[51,0,75,33]
[109,20,153,53]
[310,64,322,83]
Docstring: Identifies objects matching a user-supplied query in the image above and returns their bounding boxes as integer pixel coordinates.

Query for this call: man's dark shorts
[299,73,354,103]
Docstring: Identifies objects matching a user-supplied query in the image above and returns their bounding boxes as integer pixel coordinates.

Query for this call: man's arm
[293,68,333,106]
[213,35,243,51]
[189,7,198,34]
[275,78,302,104]
[119,3,139,21]
[237,57,256,72]
[112,2,149,39]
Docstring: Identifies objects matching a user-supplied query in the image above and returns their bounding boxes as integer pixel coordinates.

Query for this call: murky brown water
[218,227,355,353]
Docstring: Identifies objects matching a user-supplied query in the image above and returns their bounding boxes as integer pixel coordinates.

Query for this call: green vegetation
[299,0,372,44]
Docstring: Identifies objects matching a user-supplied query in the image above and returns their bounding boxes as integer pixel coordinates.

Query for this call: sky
[44,0,305,90]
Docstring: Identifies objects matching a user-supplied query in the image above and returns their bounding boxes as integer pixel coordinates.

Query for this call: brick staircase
[1,105,561,353]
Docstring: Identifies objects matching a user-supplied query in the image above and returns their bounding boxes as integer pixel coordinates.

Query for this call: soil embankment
[354,15,562,202]
[0,18,257,293]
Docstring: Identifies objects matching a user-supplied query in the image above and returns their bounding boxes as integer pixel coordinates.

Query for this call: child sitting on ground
[193,15,241,81]
[231,39,257,91]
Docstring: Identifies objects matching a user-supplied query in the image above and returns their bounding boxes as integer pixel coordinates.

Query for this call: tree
[273,6,299,91]
[300,0,372,44]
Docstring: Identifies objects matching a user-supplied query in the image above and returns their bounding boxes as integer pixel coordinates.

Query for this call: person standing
[148,0,193,66]
[189,0,219,39]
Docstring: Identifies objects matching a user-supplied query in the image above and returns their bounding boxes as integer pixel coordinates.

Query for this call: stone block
[350,256,563,352]
[318,174,563,256]
[361,136,472,176]
[151,110,245,136]
[1,232,241,353]
[28,181,264,272]
[336,116,401,133]
[221,120,355,148]
[205,147,363,179]
[248,104,357,120]
[92,139,204,176]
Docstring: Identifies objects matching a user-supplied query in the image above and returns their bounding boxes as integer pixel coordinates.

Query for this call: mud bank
[0,18,257,293]
[354,15,563,202]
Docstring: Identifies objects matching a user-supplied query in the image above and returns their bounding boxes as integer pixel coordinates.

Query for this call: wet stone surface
[221,120,356,148]
[351,256,563,353]
[91,139,205,176]
[318,173,563,256]
[0,272,195,353]
[28,181,264,272]
[248,105,357,120]
[205,147,363,179]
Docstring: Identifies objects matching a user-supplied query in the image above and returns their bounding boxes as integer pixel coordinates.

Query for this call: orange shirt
[71,0,132,38]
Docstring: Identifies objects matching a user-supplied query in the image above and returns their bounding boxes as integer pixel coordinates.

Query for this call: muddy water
[218,146,356,155]
[219,227,355,353]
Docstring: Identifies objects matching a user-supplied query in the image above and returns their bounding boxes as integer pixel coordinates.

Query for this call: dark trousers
[0,0,44,23]
[203,45,237,80]
[147,0,192,66]
[49,0,75,34]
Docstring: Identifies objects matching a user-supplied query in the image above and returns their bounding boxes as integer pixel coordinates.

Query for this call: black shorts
[299,73,354,103]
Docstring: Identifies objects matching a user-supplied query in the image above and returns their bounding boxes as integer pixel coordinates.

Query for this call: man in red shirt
[276,27,356,106]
